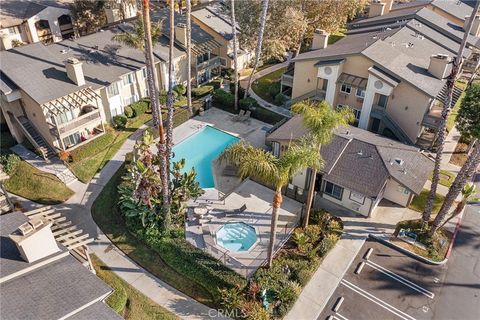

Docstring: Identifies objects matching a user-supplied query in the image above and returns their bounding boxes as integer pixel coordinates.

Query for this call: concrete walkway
[11,144,78,185]
[241,61,292,117]
[10,121,223,320]
[442,126,462,166]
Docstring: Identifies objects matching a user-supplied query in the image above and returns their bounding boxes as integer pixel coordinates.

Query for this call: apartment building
[192,3,253,71]
[267,117,432,217]
[281,2,480,150]
[0,0,74,50]
[0,25,186,158]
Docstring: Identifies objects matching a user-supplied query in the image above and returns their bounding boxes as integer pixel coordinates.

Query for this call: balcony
[285,89,326,107]
[422,105,442,129]
[196,56,222,71]
[57,110,102,136]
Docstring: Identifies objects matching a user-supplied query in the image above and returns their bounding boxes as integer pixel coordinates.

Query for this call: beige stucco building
[281,3,479,150]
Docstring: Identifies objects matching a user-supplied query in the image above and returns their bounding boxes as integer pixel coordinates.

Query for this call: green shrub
[219,287,244,311]
[130,100,149,116]
[192,85,214,97]
[327,218,343,231]
[310,209,331,226]
[295,268,314,286]
[269,82,281,98]
[319,232,339,256]
[0,153,20,174]
[250,106,286,125]
[213,89,235,109]
[159,89,178,104]
[173,84,186,96]
[229,82,246,98]
[106,286,127,314]
[239,97,259,110]
[124,106,135,118]
[245,302,270,320]
[274,93,286,105]
[113,115,128,129]
[275,281,302,317]
[222,68,235,80]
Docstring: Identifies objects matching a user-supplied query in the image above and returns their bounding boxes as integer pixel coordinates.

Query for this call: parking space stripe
[335,313,350,320]
[341,279,416,320]
[366,260,435,299]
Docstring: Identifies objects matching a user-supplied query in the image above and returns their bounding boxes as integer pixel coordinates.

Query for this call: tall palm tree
[244,0,269,99]
[230,0,239,110]
[113,3,170,216]
[221,140,321,267]
[423,1,480,227]
[436,183,479,231]
[291,100,354,228]
[186,0,193,115]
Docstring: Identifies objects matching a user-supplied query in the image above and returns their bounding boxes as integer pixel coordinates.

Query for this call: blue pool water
[172,126,239,188]
[216,223,258,252]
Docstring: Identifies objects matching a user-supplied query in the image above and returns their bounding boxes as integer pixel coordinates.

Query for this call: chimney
[383,0,393,14]
[428,54,451,79]
[65,57,85,86]
[175,23,187,46]
[311,29,330,50]
[369,0,385,18]
[9,218,60,263]
[465,14,480,37]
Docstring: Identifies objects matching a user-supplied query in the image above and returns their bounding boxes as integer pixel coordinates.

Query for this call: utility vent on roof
[394,158,404,166]
[357,150,363,156]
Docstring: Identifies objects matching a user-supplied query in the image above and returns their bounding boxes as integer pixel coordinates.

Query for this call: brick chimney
[65,57,85,86]
[9,218,60,263]
[175,23,187,46]
[311,29,329,50]
[428,54,451,79]
[369,0,385,18]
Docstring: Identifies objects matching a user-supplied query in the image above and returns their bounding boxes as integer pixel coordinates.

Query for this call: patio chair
[226,204,247,216]
[241,110,251,122]
[233,110,245,121]
[222,165,238,176]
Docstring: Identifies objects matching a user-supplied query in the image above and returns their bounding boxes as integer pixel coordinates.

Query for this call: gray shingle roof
[267,117,433,196]
[430,0,476,21]
[0,212,117,320]
[0,0,73,28]
[0,26,184,104]
[192,6,234,40]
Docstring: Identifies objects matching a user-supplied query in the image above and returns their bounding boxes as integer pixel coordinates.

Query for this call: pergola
[41,87,101,116]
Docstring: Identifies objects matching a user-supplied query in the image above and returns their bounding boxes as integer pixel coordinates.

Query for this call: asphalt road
[430,203,480,320]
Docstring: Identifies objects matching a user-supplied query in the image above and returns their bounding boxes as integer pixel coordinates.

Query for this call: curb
[368,234,448,265]
[445,212,463,258]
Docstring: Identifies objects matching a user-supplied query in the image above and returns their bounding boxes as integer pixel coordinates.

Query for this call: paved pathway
[11,144,77,185]
[240,61,292,117]
[10,121,223,320]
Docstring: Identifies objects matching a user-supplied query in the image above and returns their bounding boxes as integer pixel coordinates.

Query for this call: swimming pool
[216,223,258,252]
[172,126,239,188]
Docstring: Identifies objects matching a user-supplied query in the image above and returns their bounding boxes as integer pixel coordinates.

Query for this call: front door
[371,118,381,133]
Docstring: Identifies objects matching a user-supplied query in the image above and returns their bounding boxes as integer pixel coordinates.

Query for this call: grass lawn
[5,161,74,204]
[69,113,151,183]
[91,164,216,307]
[92,254,178,320]
[428,169,456,187]
[251,67,286,105]
[409,189,445,215]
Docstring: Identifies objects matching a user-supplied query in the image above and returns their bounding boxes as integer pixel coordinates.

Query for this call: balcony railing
[196,56,222,71]
[285,89,326,107]
[281,74,294,87]
[57,110,102,135]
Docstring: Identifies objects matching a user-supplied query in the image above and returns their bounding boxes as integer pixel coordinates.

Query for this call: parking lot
[319,238,447,320]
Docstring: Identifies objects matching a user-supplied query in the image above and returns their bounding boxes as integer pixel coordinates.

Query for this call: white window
[356,87,365,98]
[144,88,149,97]
[324,181,344,200]
[142,68,147,80]
[123,95,139,106]
[340,83,351,94]
[122,73,135,85]
[352,109,361,121]
[62,132,81,147]
[56,110,74,125]
[111,105,123,117]
[8,27,18,35]
[107,82,120,97]
[349,191,365,204]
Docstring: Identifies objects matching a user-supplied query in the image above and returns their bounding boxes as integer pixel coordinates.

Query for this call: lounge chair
[226,204,247,216]
[223,165,238,176]
[233,110,245,121]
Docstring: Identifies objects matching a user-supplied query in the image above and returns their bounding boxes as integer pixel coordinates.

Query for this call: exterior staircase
[16,115,56,160]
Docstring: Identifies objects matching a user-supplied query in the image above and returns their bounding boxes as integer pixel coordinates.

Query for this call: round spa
[216,222,258,252]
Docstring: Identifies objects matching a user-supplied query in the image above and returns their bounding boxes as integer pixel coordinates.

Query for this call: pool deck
[186,179,303,278]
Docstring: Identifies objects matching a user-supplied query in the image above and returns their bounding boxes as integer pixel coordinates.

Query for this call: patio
[186,179,303,278]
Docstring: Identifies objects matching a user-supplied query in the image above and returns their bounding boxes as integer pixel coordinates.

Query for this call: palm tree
[113,3,170,218]
[220,140,322,267]
[436,183,479,231]
[291,100,354,228]
[423,1,480,227]
[186,0,193,115]
[244,0,269,99]
[230,0,239,110]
